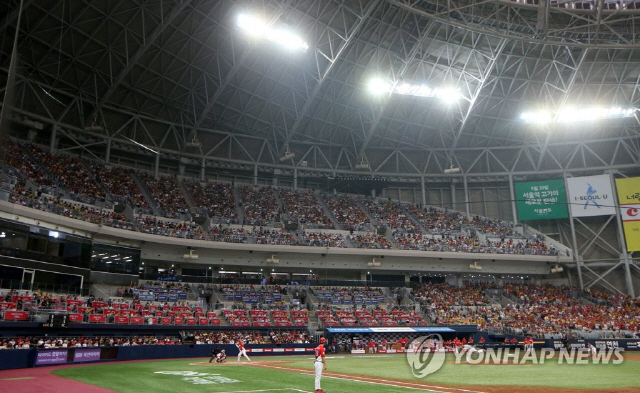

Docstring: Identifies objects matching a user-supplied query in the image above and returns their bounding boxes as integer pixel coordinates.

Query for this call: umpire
[209,345,221,363]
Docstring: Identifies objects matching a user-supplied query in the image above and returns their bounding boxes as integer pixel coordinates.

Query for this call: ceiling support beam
[535,48,589,171]
[4,67,640,178]
[278,0,382,156]
[87,0,193,124]
[0,0,32,33]
[445,38,507,168]
[357,19,439,160]
[190,0,294,134]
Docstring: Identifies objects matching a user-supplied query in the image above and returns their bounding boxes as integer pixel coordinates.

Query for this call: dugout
[324,325,478,353]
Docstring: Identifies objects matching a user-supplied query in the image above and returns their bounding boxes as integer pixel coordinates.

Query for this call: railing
[0,278,87,296]
[136,274,409,288]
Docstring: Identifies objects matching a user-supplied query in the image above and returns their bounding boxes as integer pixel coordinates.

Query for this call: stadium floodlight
[368,77,459,102]
[268,28,309,51]
[368,77,393,95]
[433,88,460,104]
[237,13,308,52]
[521,107,635,124]
[237,14,268,37]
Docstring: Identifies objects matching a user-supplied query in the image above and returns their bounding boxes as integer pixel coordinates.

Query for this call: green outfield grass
[279,354,640,390]
[51,357,440,393]
[51,353,640,392]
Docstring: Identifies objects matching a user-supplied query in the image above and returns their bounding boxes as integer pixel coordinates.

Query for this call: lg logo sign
[628,208,639,217]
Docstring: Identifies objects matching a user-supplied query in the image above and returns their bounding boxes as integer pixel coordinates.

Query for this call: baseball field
[2,353,640,393]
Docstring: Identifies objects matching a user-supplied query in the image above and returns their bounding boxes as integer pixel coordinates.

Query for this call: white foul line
[214,389,312,393]
[259,364,485,393]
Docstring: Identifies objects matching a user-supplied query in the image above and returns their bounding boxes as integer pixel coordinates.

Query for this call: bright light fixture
[368,77,392,95]
[237,13,308,52]
[237,14,268,37]
[368,77,459,102]
[521,107,635,124]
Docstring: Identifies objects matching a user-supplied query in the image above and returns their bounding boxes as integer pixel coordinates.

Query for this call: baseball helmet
[320,337,326,343]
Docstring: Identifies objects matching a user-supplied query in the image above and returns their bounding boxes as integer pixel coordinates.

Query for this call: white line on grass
[260,364,485,393]
[214,389,312,393]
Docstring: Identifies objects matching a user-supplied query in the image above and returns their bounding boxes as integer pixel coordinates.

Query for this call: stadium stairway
[272,188,288,221]
[315,192,342,230]
[132,172,161,215]
[484,288,504,306]
[89,282,110,300]
[91,282,123,298]
[402,205,428,232]
[178,177,198,209]
[356,198,376,227]
[497,292,516,306]
[233,186,245,223]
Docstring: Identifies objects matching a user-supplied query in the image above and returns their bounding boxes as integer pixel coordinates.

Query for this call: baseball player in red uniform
[454,337,462,354]
[315,337,327,393]
[237,339,251,362]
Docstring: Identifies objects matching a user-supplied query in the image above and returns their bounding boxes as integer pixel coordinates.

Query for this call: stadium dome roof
[2,0,640,176]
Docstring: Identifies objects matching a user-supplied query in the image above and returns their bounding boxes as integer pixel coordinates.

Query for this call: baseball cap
[319,337,326,343]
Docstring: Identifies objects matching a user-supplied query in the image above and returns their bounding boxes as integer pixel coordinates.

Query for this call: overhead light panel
[237,14,308,52]
[521,107,635,124]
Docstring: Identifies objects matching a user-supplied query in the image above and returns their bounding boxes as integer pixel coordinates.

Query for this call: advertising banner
[73,349,101,363]
[566,175,616,217]
[88,314,106,323]
[36,350,68,365]
[114,316,129,324]
[615,177,640,251]
[546,338,640,351]
[516,179,568,220]
[326,327,455,334]
[3,311,30,320]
